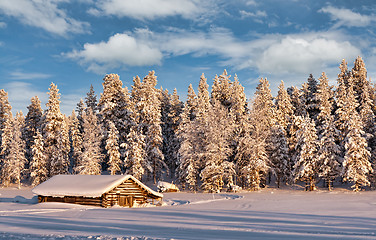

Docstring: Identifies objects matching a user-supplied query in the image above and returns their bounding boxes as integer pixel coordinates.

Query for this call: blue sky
[1,0,376,114]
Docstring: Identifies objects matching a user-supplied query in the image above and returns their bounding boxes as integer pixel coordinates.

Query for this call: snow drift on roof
[32,175,163,198]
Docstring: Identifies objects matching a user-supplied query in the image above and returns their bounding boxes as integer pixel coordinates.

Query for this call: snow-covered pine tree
[69,111,82,171]
[266,123,289,188]
[0,89,12,147]
[99,74,134,162]
[352,56,369,107]
[124,126,146,180]
[106,121,121,175]
[288,86,306,117]
[85,84,98,113]
[23,96,43,163]
[42,83,70,176]
[75,108,102,175]
[275,80,294,133]
[302,74,320,122]
[293,116,319,191]
[132,71,165,183]
[316,72,340,190]
[211,70,232,109]
[75,98,85,127]
[29,130,47,186]
[200,100,234,193]
[186,84,197,120]
[341,78,372,191]
[0,112,27,188]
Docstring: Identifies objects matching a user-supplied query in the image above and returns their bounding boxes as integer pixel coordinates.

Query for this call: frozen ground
[0,187,376,239]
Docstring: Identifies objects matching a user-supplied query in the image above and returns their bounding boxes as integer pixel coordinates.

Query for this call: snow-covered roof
[32,175,163,198]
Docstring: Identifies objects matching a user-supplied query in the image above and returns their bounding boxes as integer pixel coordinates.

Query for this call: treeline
[0,57,375,192]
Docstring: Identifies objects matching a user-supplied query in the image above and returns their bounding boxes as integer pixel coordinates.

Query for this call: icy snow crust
[32,175,163,198]
[1,188,376,239]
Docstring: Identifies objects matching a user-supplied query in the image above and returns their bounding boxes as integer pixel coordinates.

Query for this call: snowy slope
[0,187,376,239]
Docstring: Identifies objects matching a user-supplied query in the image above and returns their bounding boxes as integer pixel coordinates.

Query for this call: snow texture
[32,175,162,198]
[1,187,376,239]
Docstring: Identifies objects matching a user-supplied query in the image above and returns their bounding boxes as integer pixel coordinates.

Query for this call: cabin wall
[102,179,150,208]
[38,195,102,207]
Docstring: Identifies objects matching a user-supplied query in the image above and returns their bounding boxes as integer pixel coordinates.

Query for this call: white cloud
[64,32,163,73]
[0,21,6,28]
[240,10,267,18]
[257,35,360,75]
[10,71,52,80]
[0,0,89,36]
[319,6,375,27]
[90,0,203,20]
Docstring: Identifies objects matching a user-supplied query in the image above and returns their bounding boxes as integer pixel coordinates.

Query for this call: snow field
[1,187,376,239]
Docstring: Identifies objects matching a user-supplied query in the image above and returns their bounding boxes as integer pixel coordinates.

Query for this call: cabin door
[118,196,134,207]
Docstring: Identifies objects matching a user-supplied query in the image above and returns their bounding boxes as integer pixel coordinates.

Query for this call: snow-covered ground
[0,187,376,239]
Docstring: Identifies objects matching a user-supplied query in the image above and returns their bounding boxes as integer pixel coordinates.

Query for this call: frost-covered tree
[211,70,232,109]
[42,83,70,176]
[132,71,165,183]
[85,84,98,113]
[288,86,306,117]
[293,116,319,191]
[106,121,121,175]
[69,111,82,170]
[302,74,320,122]
[124,127,146,180]
[275,80,294,133]
[75,98,85,127]
[266,124,289,188]
[316,72,340,190]
[75,108,102,175]
[23,96,43,163]
[0,89,12,147]
[29,130,47,186]
[1,112,27,188]
[200,101,234,193]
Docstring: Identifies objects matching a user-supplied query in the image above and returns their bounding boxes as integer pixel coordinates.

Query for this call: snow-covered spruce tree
[42,83,70,176]
[211,70,232,109]
[131,71,165,183]
[160,88,183,177]
[316,72,340,190]
[75,108,102,175]
[302,74,320,122]
[352,56,369,107]
[200,100,234,193]
[288,115,304,183]
[106,121,121,175]
[0,89,12,146]
[177,94,200,190]
[275,80,294,133]
[123,126,146,180]
[288,86,306,117]
[85,84,98,113]
[99,74,134,163]
[186,84,197,120]
[341,78,372,191]
[293,116,319,191]
[69,111,82,171]
[29,130,47,186]
[75,98,85,127]
[235,109,269,191]
[0,112,27,188]
[23,96,43,163]
[266,123,289,188]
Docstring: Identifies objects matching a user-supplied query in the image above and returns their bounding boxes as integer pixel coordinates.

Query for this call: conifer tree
[266,124,289,188]
[124,127,146,180]
[315,72,340,190]
[275,80,294,133]
[303,74,320,122]
[85,84,98,113]
[0,112,27,188]
[42,83,70,176]
[186,84,197,120]
[293,116,319,191]
[69,111,82,171]
[0,89,12,147]
[23,96,43,163]
[29,130,47,186]
[75,108,102,175]
[76,98,85,127]
[288,86,306,117]
[106,121,121,175]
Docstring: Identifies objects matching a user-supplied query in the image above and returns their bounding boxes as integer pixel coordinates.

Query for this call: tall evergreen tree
[85,84,98,113]
[29,130,47,186]
[293,116,319,191]
[23,96,43,163]
[69,111,82,171]
[106,121,121,175]
[124,127,146,180]
[275,80,294,133]
[42,83,70,176]
[0,89,12,147]
[75,108,102,175]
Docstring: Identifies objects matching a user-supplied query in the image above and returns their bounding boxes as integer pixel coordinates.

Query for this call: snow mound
[163,193,243,206]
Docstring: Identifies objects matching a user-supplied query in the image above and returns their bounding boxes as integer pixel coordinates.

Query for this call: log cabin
[32,175,163,208]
